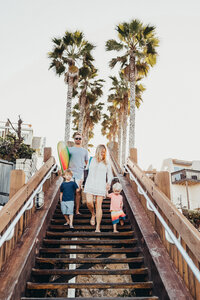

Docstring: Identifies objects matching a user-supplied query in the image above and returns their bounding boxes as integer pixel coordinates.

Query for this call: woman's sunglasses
[75,137,82,140]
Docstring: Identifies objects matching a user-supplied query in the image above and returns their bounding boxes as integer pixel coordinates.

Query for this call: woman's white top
[84,158,113,197]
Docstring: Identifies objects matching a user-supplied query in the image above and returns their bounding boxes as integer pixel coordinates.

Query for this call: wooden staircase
[21,199,159,300]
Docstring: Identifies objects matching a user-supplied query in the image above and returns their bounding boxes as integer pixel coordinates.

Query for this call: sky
[1,0,200,170]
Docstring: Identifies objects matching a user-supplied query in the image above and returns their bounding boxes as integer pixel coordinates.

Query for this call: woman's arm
[106,163,113,189]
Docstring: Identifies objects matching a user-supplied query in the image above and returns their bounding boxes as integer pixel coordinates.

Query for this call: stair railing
[108,147,200,299]
[125,163,200,283]
[0,156,57,270]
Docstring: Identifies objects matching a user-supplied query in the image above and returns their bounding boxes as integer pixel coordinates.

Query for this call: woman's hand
[106,183,110,191]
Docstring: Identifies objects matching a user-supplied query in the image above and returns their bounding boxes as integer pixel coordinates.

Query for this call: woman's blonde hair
[95,144,107,164]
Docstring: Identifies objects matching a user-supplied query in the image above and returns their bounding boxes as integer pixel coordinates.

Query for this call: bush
[0,135,35,163]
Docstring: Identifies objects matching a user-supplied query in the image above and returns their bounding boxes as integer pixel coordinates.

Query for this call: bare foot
[90,215,96,226]
[76,211,82,215]
[95,228,101,233]
[113,230,119,233]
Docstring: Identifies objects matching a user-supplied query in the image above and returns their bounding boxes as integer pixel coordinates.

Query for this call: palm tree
[106,19,159,149]
[83,101,104,149]
[73,98,104,150]
[48,31,95,142]
[107,73,145,166]
[77,65,104,135]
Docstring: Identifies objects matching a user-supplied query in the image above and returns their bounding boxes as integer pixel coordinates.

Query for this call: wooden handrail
[127,157,200,262]
[0,156,55,234]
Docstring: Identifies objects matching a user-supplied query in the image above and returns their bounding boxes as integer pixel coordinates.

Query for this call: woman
[84,144,113,232]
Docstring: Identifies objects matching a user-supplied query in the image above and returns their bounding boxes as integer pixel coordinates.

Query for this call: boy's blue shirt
[60,181,78,201]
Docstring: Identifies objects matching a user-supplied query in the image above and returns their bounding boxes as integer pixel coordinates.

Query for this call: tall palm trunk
[117,109,122,166]
[122,94,128,166]
[82,122,89,150]
[82,108,89,149]
[129,52,136,149]
[78,86,87,134]
[64,76,73,143]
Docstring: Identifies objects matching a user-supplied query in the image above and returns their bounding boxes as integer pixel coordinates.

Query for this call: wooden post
[44,147,52,163]
[9,170,26,199]
[155,171,171,199]
[129,148,137,164]
[9,170,26,248]
[43,147,52,192]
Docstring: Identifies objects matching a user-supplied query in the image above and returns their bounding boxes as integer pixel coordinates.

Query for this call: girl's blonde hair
[113,182,122,192]
[95,144,107,165]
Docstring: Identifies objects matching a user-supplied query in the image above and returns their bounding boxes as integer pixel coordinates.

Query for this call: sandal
[90,215,96,226]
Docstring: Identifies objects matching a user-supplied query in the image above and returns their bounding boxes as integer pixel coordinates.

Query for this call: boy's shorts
[61,201,74,215]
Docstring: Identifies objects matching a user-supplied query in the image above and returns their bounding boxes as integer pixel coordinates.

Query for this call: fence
[0,159,14,205]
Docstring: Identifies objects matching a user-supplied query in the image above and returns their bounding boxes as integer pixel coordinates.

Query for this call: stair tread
[22,297,159,300]
[51,218,129,224]
[32,267,148,275]
[40,247,140,254]
[36,257,144,264]
[46,230,134,237]
[49,225,132,230]
[43,238,137,245]
[27,281,153,289]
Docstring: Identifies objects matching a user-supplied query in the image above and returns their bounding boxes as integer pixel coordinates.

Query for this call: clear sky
[1,0,200,170]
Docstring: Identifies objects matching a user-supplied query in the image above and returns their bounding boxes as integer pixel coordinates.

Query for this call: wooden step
[51,218,129,224]
[22,297,159,300]
[48,224,132,231]
[78,208,111,212]
[36,256,144,264]
[46,230,134,238]
[32,267,148,276]
[43,238,137,245]
[26,281,153,290]
[55,211,112,219]
[40,247,141,254]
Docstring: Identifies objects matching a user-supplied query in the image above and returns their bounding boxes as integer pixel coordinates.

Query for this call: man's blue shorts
[61,201,74,215]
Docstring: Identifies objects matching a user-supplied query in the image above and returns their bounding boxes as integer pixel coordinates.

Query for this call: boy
[60,169,81,229]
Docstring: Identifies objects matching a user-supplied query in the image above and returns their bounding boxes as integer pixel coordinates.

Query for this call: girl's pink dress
[108,193,126,224]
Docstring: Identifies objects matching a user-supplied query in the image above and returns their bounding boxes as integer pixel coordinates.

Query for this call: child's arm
[120,196,123,210]
[107,191,112,198]
[60,192,63,202]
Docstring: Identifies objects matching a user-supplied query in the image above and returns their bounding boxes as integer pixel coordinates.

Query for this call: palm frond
[63,31,73,46]
[129,19,143,34]
[73,31,84,46]
[116,22,129,39]
[48,59,65,75]
[145,53,157,67]
[105,39,124,51]
[143,25,156,37]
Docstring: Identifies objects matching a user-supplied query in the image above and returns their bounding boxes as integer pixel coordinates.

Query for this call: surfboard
[57,141,70,173]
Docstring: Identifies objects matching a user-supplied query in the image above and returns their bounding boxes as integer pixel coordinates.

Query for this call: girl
[107,182,126,233]
[84,144,113,232]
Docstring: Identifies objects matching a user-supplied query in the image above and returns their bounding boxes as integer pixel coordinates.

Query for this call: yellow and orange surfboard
[57,141,70,173]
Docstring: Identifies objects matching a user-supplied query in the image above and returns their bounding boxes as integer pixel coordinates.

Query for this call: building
[0,121,46,204]
[0,121,33,145]
[161,158,200,210]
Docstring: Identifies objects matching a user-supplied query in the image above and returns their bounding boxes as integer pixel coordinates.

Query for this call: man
[68,132,88,214]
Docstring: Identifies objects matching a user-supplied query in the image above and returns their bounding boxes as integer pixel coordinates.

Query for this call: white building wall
[161,158,200,210]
